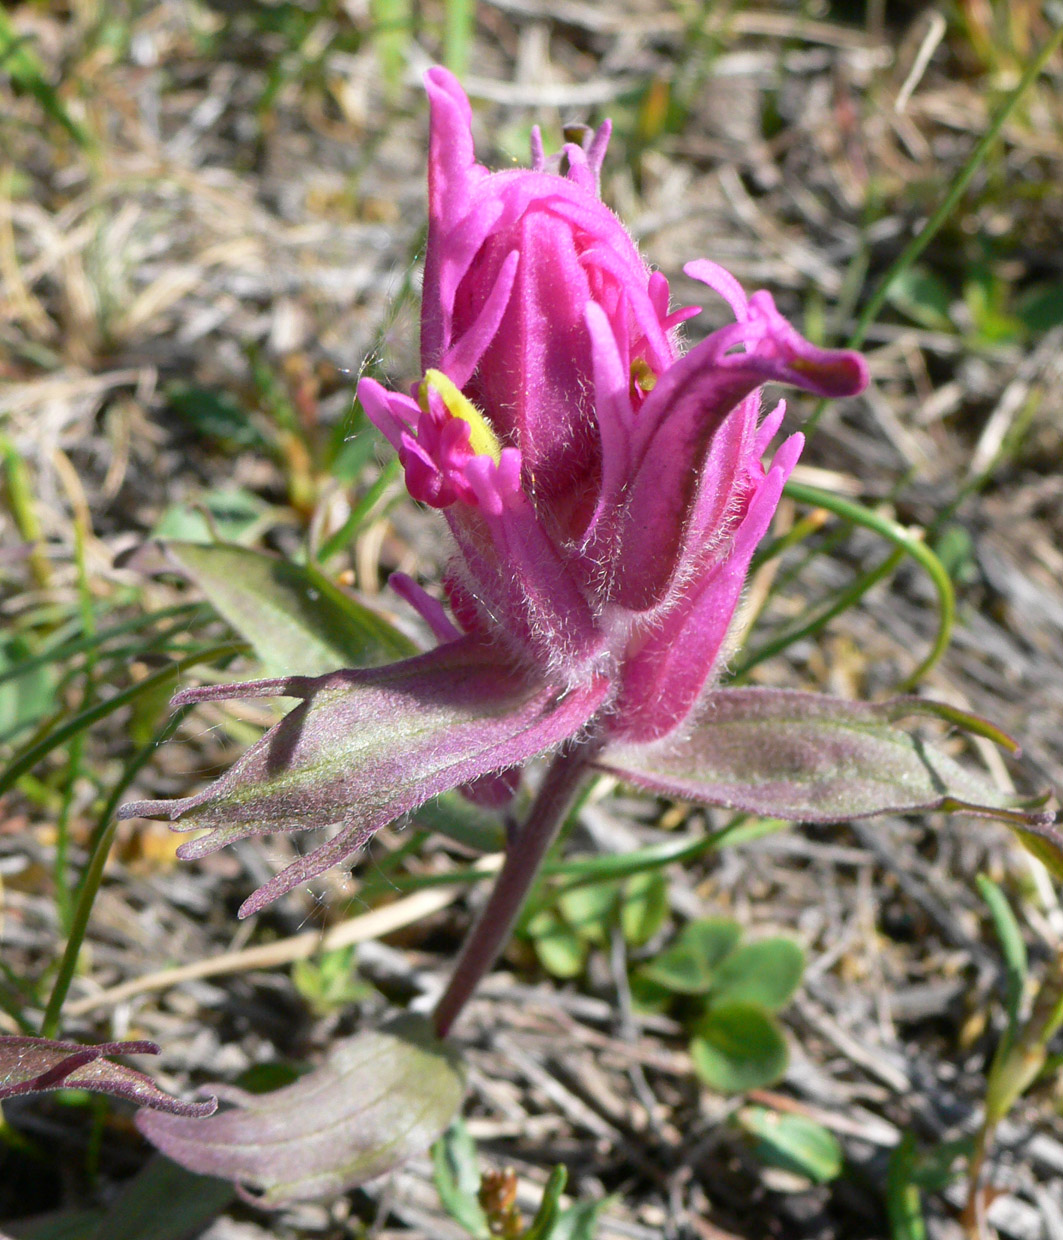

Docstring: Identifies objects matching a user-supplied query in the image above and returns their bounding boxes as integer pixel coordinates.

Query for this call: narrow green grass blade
[0,643,243,799]
[40,705,195,1039]
[443,0,475,77]
[976,874,1028,1051]
[315,456,401,563]
[847,24,1063,355]
[734,547,902,681]
[805,20,1063,438]
[1,431,51,589]
[54,516,98,933]
[0,604,208,690]
[887,1135,929,1240]
[735,480,955,690]
[370,0,413,94]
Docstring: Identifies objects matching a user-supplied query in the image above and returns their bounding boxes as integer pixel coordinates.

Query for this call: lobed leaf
[120,637,609,916]
[599,688,1062,876]
[135,1016,465,1207]
[0,1037,215,1118]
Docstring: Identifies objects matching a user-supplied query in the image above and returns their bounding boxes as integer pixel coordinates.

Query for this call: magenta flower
[122,68,1057,952]
[358,67,867,743]
[124,70,1061,1201]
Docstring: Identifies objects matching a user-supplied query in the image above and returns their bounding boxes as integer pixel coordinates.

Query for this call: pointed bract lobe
[0,1037,216,1117]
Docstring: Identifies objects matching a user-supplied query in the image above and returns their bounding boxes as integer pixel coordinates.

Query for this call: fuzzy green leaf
[121,639,609,916]
[0,1038,215,1118]
[600,689,1062,877]
[164,540,415,678]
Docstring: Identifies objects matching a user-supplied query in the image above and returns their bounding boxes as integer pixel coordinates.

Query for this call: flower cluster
[121,70,1055,926]
[358,68,868,744]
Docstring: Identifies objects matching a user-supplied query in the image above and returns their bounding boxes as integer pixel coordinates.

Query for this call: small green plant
[967,876,1063,1220]
[433,1118,610,1239]
[634,918,805,1093]
[521,869,669,980]
[884,876,1063,1239]
[291,945,376,1017]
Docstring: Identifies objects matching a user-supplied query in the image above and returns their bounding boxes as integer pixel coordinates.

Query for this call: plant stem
[433,734,603,1039]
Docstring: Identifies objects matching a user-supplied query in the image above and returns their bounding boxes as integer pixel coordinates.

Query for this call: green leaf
[886,1134,928,1240]
[710,939,805,1012]
[885,267,954,332]
[628,972,676,1016]
[0,633,55,745]
[136,1015,466,1206]
[737,1107,843,1184]
[151,488,273,546]
[549,1195,615,1240]
[905,1136,971,1193]
[599,689,1063,881]
[88,1156,234,1240]
[291,946,375,1016]
[558,880,621,945]
[529,911,589,980]
[1016,283,1063,333]
[164,540,416,677]
[0,9,88,145]
[166,384,271,451]
[523,1166,568,1240]
[976,874,1027,1043]
[433,1118,489,1239]
[414,791,507,854]
[620,871,669,947]
[4,1209,105,1240]
[690,1003,789,1093]
[639,919,742,995]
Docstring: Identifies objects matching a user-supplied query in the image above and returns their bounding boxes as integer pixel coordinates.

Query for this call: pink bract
[359,67,869,742]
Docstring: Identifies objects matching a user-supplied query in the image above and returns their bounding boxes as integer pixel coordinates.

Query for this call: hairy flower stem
[433,733,605,1039]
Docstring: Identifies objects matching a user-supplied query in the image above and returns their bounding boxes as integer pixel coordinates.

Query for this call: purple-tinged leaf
[136,1015,465,1206]
[162,541,416,677]
[598,688,1062,876]
[0,1037,216,1117]
[120,637,609,916]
